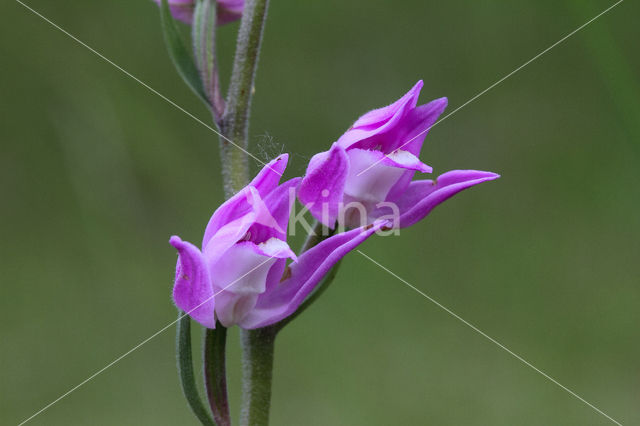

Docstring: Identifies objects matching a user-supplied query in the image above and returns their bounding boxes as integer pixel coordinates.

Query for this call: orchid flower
[170,155,385,329]
[154,0,244,26]
[298,80,500,229]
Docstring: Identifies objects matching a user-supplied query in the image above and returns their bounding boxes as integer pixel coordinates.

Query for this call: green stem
[240,327,277,426]
[236,221,340,424]
[219,0,270,197]
[220,2,273,423]
[176,312,216,426]
[204,326,231,426]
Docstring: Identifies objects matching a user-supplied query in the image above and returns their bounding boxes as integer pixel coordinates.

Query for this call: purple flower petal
[352,81,423,128]
[203,155,288,246]
[154,0,244,26]
[388,97,448,156]
[214,292,259,328]
[170,236,216,328]
[161,0,195,24]
[249,177,300,241]
[210,244,274,328]
[383,169,415,205]
[341,149,431,224]
[211,238,294,327]
[343,149,408,206]
[217,0,245,25]
[383,150,432,173]
[376,170,500,228]
[250,237,297,261]
[203,209,256,265]
[298,143,349,227]
[249,154,289,198]
[237,220,388,329]
[210,241,279,295]
[337,81,424,151]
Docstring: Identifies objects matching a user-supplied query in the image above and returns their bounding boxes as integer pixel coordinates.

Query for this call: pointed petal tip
[470,171,501,182]
[434,96,448,108]
[437,169,501,184]
[407,80,424,101]
[418,163,433,174]
[422,97,448,116]
[274,152,289,164]
[169,235,183,248]
[264,153,289,176]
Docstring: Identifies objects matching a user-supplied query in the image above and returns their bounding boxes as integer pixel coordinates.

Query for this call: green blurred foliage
[1,0,638,425]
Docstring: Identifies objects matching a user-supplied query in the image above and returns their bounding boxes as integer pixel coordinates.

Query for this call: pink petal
[154,0,244,26]
[170,236,216,329]
[238,220,388,329]
[203,210,256,265]
[250,154,289,198]
[217,0,244,25]
[342,149,430,211]
[210,239,294,327]
[251,237,297,261]
[375,170,500,228]
[219,177,298,248]
[380,149,432,173]
[214,292,259,328]
[203,155,288,246]
[298,143,349,227]
[352,80,422,128]
[202,186,254,248]
[154,0,195,24]
[390,97,448,156]
[250,177,300,241]
[210,242,277,295]
[383,168,415,205]
[337,81,424,150]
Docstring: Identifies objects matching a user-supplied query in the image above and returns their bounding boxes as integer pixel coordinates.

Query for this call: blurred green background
[1,0,638,424]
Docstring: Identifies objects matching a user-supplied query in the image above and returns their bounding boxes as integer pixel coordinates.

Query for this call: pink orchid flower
[298,80,499,228]
[170,155,385,329]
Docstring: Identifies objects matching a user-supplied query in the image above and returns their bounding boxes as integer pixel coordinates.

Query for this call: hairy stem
[240,327,277,426]
[219,2,276,424]
[219,0,270,197]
